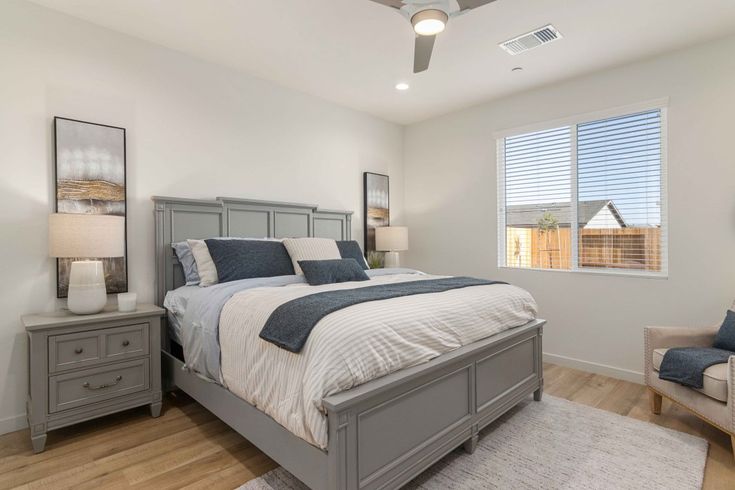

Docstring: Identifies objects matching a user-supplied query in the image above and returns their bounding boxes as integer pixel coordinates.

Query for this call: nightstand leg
[150,401,162,418]
[31,433,47,453]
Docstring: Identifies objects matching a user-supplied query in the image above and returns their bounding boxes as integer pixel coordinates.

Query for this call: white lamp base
[67,261,107,315]
[384,251,400,268]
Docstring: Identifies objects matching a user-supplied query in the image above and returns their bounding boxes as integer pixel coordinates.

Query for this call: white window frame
[496,98,669,278]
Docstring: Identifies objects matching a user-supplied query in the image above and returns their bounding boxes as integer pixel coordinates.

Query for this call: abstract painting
[55,117,127,298]
[363,172,390,263]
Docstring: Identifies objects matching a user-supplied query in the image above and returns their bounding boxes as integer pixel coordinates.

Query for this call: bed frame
[153,195,545,490]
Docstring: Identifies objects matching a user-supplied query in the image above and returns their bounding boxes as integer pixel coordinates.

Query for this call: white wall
[0,0,404,433]
[404,35,735,382]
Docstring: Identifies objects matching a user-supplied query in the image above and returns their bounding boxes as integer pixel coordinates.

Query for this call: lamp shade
[49,213,125,258]
[375,226,408,252]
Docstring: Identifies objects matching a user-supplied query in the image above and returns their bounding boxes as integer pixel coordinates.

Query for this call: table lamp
[49,213,125,314]
[376,226,408,268]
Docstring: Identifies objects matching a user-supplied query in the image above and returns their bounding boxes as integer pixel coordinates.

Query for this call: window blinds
[503,127,571,269]
[577,110,663,272]
[499,106,665,275]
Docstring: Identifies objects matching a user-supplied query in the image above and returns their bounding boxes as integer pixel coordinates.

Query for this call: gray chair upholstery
[644,323,735,459]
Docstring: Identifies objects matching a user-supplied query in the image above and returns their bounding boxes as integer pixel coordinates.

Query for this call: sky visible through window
[504,110,661,227]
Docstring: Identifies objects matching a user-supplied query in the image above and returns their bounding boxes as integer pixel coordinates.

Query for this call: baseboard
[0,413,27,436]
[544,352,644,384]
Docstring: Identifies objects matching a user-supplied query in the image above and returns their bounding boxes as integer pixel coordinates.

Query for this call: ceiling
[27,0,735,124]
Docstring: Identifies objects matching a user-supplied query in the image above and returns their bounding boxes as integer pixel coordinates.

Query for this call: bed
[154,196,545,490]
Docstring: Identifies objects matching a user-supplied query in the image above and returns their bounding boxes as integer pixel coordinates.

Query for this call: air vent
[499,25,562,55]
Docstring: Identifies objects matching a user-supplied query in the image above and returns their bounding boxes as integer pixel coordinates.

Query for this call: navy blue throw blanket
[658,347,732,389]
[259,276,507,353]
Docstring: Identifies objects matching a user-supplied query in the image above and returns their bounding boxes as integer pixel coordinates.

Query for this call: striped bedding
[218,272,537,449]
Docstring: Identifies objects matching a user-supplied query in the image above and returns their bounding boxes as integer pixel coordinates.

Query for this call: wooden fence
[506,227,661,271]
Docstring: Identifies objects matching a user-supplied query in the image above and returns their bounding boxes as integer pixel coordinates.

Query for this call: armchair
[644,324,735,458]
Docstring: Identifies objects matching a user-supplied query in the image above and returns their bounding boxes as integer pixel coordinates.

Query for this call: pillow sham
[298,259,370,286]
[184,237,283,286]
[187,239,219,286]
[172,241,200,285]
[282,237,341,275]
[336,240,369,270]
[713,310,735,351]
[204,238,295,283]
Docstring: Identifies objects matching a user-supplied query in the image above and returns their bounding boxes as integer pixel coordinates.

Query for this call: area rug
[238,395,707,490]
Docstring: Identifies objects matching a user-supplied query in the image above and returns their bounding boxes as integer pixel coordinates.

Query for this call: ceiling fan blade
[456,0,497,11]
[413,34,436,73]
[368,0,405,9]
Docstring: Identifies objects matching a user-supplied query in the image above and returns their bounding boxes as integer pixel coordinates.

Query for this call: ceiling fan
[369,0,497,73]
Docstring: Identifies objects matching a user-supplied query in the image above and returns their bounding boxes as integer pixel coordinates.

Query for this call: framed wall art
[363,172,390,264]
[54,117,127,298]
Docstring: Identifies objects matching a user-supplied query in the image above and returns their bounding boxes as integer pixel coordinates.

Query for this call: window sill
[498,265,668,280]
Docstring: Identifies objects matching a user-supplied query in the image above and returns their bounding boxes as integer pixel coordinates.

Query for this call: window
[497,103,666,276]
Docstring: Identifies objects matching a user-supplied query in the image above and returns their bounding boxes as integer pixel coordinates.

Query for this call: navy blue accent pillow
[713,310,735,351]
[204,239,295,283]
[336,240,369,270]
[298,259,370,286]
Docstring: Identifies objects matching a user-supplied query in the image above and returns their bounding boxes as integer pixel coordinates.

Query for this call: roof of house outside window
[506,200,627,228]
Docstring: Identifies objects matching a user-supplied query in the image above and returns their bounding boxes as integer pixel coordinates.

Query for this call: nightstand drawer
[49,358,150,413]
[49,331,102,371]
[49,323,149,372]
[105,324,148,360]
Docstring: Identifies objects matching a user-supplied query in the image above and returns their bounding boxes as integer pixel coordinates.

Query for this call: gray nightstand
[22,304,165,453]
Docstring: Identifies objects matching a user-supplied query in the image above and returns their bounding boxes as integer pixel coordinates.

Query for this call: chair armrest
[644,325,719,351]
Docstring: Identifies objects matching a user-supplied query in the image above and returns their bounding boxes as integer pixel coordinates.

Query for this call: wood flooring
[0,363,732,489]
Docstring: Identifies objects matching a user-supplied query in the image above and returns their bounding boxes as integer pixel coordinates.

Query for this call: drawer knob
[82,375,123,390]
[74,347,84,354]
[122,340,130,347]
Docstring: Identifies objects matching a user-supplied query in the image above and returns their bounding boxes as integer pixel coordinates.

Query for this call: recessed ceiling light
[395,82,410,91]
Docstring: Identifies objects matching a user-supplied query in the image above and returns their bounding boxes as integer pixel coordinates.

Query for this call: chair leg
[731,435,735,461]
[648,388,662,415]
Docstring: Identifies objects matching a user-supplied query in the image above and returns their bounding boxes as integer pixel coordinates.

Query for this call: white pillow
[187,239,219,287]
[282,237,341,275]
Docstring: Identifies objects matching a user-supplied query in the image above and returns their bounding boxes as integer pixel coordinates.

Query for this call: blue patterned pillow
[298,259,370,286]
[336,240,369,270]
[204,239,295,283]
[713,310,735,351]
[172,241,200,285]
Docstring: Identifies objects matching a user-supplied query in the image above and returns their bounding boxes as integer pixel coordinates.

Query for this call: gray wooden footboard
[323,319,543,490]
[162,319,543,490]
[153,196,544,489]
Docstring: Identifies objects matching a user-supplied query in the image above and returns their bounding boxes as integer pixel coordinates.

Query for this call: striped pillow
[282,237,341,275]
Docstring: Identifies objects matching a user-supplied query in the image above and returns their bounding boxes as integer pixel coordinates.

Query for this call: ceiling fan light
[411,9,448,36]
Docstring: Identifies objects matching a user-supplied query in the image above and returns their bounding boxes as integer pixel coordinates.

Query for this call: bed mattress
[216,271,537,448]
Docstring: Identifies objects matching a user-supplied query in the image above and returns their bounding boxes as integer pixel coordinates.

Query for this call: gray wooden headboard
[153,196,353,306]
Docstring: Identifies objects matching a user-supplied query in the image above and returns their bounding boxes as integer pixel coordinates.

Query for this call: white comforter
[218,272,537,448]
